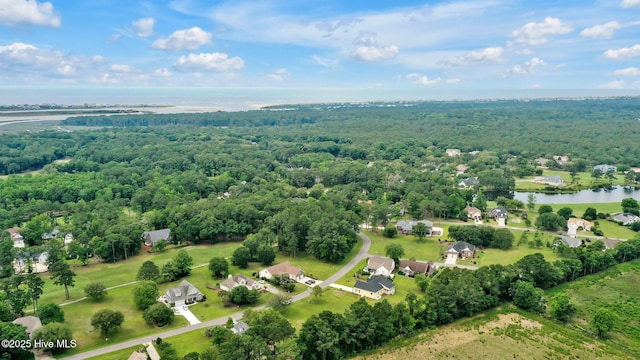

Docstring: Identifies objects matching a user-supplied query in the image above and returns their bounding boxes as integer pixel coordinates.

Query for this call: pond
[512,186,640,204]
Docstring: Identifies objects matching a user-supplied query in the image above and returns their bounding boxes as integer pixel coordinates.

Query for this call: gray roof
[487,206,508,218]
[560,236,582,248]
[544,176,564,183]
[13,316,42,338]
[447,241,477,254]
[233,321,250,334]
[459,177,479,187]
[221,274,256,290]
[165,280,202,304]
[143,228,171,246]
[354,276,395,293]
[593,164,617,173]
[396,219,433,232]
[613,213,640,225]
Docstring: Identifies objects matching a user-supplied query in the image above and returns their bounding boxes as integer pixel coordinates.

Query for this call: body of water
[513,186,640,204]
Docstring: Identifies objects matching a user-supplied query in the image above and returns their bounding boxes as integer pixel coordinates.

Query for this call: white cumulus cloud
[153,68,171,77]
[174,52,244,72]
[109,64,133,73]
[132,17,155,38]
[152,27,213,51]
[614,67,640,76]
[580,21,620,39]
[600,80,624,89]
[0,0,60,27]
[603,44,640,60]
[622,0,640,8]
[265,68,289,81]
[505,57,548,76]
[406,73,441,85]
[350,45,399,62]
[447,47,504,66]
[511,17,572,45]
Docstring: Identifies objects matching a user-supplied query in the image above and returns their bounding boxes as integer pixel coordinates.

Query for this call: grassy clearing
[547,260,640,357]
[357,306,633,360]
[366,231,443,262]
[515,170,625,191]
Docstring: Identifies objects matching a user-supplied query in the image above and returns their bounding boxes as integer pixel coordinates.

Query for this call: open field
[547,260,640,357]
[355,306,633,360]
[515,169,625,191]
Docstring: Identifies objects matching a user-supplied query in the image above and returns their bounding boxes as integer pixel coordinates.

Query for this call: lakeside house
[567,218,594,237]
[535,175,564,187]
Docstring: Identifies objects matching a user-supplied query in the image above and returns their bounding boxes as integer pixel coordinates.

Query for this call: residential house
[487,206,508,226]
[232,320,250,335]
[6,227,24,248]
[458,177,479,188]
[468,150,481,156]
[463,206,482,219]
[396,219,434,235]
[456,164,469,174]
[446,149,461,157]
[164,280,204,306]
[601,238,622,250]
[13,316,42,339]
[143,228,171,247]
[220,274,260,292]
[553,155,570,164]
[558,235,582,248]
[398,260,435,277]
[613,213,640,226]
[535,157,550,168]
[259,261,304,281]
[445,241,477,264]
[364,256,395,277]
[64,233,73,245]
[353,276,396,300]
[128,351,147,360]
[535,175,564,187]
[41,228,60,241]
[566,218,594,237]
[593,164,617,173]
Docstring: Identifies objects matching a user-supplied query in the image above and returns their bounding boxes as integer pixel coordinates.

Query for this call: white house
[220,274,261,292]
[364,256,395,277]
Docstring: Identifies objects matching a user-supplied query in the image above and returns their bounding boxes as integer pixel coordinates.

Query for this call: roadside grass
[56,285,189,356]
[466,242,560,267]
[281,288,362,328]
[86,346,142,360]
[37,242,242,305]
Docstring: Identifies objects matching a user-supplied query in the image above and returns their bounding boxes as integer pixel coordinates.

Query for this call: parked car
[305,279,315,285]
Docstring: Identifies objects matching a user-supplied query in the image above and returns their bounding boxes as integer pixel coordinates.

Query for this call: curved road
[62,233,371,360]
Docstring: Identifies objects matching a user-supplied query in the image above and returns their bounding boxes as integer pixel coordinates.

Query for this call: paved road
[61,233,372,360]
[433,220,628,242]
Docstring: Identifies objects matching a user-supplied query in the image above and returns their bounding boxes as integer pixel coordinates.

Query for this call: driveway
[61,232,371,360]
[174,306,200,325]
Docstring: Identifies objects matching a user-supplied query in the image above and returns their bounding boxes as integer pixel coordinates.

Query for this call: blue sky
[1,0,640,95]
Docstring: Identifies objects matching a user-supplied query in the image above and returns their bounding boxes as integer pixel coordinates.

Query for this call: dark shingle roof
[354,276,395,293]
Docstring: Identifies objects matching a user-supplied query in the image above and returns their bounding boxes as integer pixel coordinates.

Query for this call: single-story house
[463,206,482,219]
[458,177,479,188]
[41,228,60,241]
[396,219,433,235]
[487,206,508,226]
[7,227,24,248]
[364,256,395,277]
[446,149,461,157]
[553,155,569,164]
[445,241,477,264]
[220,274,260,292]
[164,280,204,306]
[259,261,304,281]
[64,233,73,245]
[143,228,171,247]
[567,218,594,237]
[593,164,617,173]
[558,235,582,248]
[601,238,622,250]
[232,320,250,335]
[13,316,42,339]
[128,351,147,360]
[398,260,435,277]
[535,158,550,168]
[535,175,564,187]
[353,276,395,300]
[613,213,640,226]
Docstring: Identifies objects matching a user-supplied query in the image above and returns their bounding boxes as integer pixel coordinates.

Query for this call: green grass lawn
[36,242,242,306]
[598,220,638,240]
[86,345,144,360]
[471,243,560,266]
[515,170,625,191]
[56,285,189,356]
[366,231,443,262]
